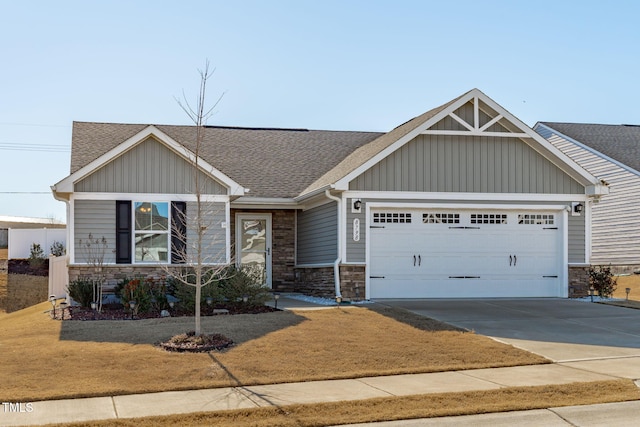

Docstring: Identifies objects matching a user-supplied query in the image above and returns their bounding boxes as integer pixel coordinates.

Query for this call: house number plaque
[353,218,360,242]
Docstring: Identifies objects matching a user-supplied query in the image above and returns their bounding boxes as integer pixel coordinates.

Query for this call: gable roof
[537,122,640,174]
[304,88,605,196]
[67,122,382,199]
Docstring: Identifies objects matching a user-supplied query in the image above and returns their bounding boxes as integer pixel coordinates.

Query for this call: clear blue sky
[1,0,639,222]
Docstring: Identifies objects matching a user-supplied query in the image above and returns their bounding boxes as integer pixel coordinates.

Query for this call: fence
[8,228,66,259]
[0,229,7,248]
[48,255,69,299]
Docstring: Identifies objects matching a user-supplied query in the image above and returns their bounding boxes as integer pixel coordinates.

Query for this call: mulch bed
[158,331,234,352]
[8,259,49,276]
[51,303,278,321]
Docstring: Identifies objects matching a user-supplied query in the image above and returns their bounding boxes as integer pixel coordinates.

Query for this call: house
[51,89,608,299]
[535,122,640,272]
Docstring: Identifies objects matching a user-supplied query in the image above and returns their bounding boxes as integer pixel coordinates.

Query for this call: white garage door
[369,209,563,298]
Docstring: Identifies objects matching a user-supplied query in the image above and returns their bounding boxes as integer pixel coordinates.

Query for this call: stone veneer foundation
[568,265,590,297]
[293,265,366,300]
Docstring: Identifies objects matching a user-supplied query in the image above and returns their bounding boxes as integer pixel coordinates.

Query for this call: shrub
[168,272,222,313]
[118,276,169,315]
[67,278,96,308]
[219,265,271,306]
[589,265,617,298]
[50,241,65,257]
[28,243,45,268]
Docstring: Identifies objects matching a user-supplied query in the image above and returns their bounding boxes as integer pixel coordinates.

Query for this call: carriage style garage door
[369,208,564,298]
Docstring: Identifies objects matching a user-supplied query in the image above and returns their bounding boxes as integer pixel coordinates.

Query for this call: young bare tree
[163,61,228,335]
[79,233,108,312]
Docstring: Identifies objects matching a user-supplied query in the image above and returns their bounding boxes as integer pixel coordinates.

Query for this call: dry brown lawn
[614,274,640,301]
[0,274,48,313]
[47,380,640,427]
[0,303,548,402]
[0,248,7,259]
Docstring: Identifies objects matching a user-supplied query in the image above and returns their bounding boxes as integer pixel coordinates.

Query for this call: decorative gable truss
[426,95,528,137]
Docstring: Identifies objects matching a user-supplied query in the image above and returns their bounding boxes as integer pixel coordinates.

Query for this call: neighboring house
[51,89,608,299]
[535,122,640,271]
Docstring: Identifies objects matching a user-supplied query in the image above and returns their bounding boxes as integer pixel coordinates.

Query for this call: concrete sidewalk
[2,357,639,426]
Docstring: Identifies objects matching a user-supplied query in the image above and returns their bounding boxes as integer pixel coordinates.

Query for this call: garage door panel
[369,209,563,298]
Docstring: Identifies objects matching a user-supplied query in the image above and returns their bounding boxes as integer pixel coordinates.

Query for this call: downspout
[325,188,342,299]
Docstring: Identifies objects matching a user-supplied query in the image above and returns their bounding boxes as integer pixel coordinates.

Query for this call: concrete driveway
[379,298,640,362]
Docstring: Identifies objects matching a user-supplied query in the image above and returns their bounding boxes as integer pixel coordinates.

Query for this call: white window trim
[133,201,171,264]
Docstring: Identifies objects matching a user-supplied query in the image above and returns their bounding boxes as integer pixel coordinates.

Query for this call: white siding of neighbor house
[74,200,116,264]
[75,137,227,195]
[297,201,337,265]
[537,125,640,265]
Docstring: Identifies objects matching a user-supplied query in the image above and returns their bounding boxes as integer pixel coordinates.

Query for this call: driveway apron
[378,298,640,362]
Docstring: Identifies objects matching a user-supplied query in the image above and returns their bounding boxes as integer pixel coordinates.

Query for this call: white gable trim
[53,125,246,196]
[334,89,604,195]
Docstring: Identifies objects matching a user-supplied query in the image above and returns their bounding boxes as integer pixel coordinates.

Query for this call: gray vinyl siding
[349,134,584,194]
[297,201,337,265]
[346,198,584,263]
[73,200,228,265]
[538,124,640,265]
[567,214,585,263]
[75,137,227,195]
[185,201,227,263]
[74,200,116,264]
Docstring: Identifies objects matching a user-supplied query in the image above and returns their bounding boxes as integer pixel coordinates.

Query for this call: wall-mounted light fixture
[352,199,362,213]
[572,202,584,216]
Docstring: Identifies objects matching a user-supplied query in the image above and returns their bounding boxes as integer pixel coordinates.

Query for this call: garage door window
[373,212,412,223]
[518,214,555,225]
[470,213,507,224]
[423,213,460,224]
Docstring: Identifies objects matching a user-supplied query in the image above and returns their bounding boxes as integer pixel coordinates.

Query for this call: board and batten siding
[537,125,640,265]
[74,200,116,264]
[185,201,227,263]
[297,201,337,265]
[75,137,227,195]
[345,198,585,264]
[349,134,584,194]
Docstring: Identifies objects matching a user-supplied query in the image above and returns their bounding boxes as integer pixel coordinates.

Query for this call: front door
[236,213,272,287]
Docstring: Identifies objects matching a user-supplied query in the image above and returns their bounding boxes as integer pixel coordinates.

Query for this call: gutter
[324,188,342,299]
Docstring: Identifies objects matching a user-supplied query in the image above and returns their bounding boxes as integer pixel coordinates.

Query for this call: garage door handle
[418,255,421,266]
[509,255,513,266]
[413,255,416,266]
[513,255,517,266]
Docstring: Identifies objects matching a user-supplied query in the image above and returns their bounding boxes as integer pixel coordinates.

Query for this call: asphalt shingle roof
[69,91,471,199]
[539,122,640,173]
